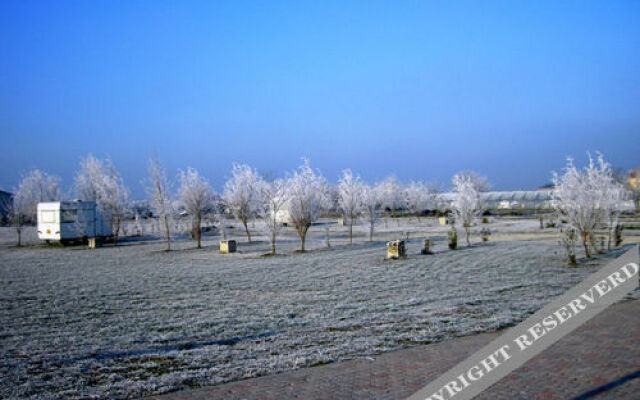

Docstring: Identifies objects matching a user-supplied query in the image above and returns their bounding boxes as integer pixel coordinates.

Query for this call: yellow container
[219,240,237,254]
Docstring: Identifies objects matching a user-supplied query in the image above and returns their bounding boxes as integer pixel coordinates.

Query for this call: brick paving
[148,299,640,400]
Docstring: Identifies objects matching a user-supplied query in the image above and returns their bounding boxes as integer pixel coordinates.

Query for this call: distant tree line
[3,152,634,259]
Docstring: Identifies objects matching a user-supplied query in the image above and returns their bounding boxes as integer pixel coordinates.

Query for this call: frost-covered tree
[594,157,627,251]
[98,159,130,245]
[451,172,485,246]
[9,169,61,245]
[286,159,330,251]
[553,153,627,257]
[7,194,29,247]
[457,171,490,192]
[405,181,424,222]
[75,155,130,245]
[14,169,61,222]
[325,184,340,215]
[337,169,365,244]
[361,183,382,241]
[601,180,626,251]
[405,181,438,222]
[379,176,405,225]
[552,157,597,258]
[178,167,215,249]
[223,163,265,242]
[145,156,173,251]
[261,178,289,255]
[75,155,104,201]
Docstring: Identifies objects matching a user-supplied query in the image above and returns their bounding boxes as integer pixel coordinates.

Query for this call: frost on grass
[0,235,635,399]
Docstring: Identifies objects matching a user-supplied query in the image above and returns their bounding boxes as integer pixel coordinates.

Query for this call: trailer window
[40,210,56,223]
[61,210,77,223]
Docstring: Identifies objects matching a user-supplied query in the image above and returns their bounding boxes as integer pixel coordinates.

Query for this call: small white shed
[274,208,294,225]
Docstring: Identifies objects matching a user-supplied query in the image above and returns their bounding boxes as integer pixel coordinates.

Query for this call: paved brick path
[148,299,640,400]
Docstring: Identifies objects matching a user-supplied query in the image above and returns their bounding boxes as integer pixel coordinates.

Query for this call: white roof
[437,191,552,204]
[37,201,97,210]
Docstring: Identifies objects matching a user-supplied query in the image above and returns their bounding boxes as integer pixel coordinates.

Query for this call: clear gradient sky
[1,1,639,197]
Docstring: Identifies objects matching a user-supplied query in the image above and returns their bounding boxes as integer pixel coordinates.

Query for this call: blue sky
[1,0,639,197]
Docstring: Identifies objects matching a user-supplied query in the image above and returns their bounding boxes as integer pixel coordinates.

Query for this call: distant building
[630,168,640,211]
[0,190,13,224]
[432,191,553,212]
[481,191,553,210]
[629,167,640,190]
[537,183,554,191]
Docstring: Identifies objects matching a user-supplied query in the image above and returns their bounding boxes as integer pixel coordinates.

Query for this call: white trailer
[37,201,112,244]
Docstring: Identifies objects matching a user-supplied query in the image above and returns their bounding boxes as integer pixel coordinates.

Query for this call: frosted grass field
[0,218,637,399]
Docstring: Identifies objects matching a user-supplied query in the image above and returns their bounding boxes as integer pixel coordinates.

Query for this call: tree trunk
[581,232,590,258]
[369,220,374,241]
[465,226,470,246]
[591,233,604,255]
[163,214,171,251]
[242,219,252,242]
[195,214,202,249]
[270,231,276,255]
[349,222,353,245]
[16,227,22,247]
[113,218,120,246]
[297,225,308,251]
